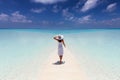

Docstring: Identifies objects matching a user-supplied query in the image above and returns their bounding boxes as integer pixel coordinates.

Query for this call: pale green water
[0,29,120,80]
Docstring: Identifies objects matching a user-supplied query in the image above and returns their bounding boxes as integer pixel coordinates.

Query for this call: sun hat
[54,34,64,40]
[58,34,64,40]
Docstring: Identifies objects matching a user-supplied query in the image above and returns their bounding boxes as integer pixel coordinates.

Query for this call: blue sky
[0,0,120,29]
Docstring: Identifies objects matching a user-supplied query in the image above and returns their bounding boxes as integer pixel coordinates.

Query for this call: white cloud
[62,8,93,24]
[106,3,117,12]
[32,0,66,4]
[52,5,61,13]
[78,15,92,23]
[100,18,120,25]
[0,13,9,21]
[61,8,120,26]
[75,1,81,9]
[41,20,49,24]
[81,0,98,12]
[11,11,32,23]
[31,8,45,13]
[0,11,32,23]
[80,15,91,21]
[62,8,74,21]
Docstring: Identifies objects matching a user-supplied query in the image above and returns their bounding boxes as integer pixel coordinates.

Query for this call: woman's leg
[59,55,63,64]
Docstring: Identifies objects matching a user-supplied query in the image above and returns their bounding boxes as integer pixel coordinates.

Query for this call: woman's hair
[58,39,62,42]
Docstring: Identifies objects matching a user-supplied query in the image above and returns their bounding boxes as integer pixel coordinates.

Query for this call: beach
[40,48,87,80]
[0,29,120,80]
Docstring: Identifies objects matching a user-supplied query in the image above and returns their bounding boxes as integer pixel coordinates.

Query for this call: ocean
[0,29,120,80]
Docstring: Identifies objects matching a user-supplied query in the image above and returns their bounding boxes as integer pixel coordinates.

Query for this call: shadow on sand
[53,61,65,65]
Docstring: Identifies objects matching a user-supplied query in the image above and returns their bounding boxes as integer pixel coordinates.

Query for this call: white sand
[40,48,87,80]
[1,48,87,80]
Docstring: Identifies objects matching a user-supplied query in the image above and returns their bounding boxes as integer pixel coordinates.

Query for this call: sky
[0,0,120,29]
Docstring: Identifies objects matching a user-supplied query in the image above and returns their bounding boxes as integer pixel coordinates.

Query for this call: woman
[53,35,66,64]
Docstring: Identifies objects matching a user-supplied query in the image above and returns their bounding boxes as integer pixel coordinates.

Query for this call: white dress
[58,42,63,56]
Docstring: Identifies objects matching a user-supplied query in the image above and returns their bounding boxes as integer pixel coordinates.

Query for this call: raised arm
[62,40,66,48]
[53,37,58,41]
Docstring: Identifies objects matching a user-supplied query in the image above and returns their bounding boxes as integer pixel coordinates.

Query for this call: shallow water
[0,29,55,80]
[0,29,120,80]
[65,29,120,80]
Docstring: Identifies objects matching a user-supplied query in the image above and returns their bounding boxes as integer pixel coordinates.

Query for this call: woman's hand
[53,36,57,40]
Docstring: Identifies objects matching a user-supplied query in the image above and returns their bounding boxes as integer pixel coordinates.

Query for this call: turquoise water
[0,29,56,79]
[0,29,120,80]
[65,29,120,80]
